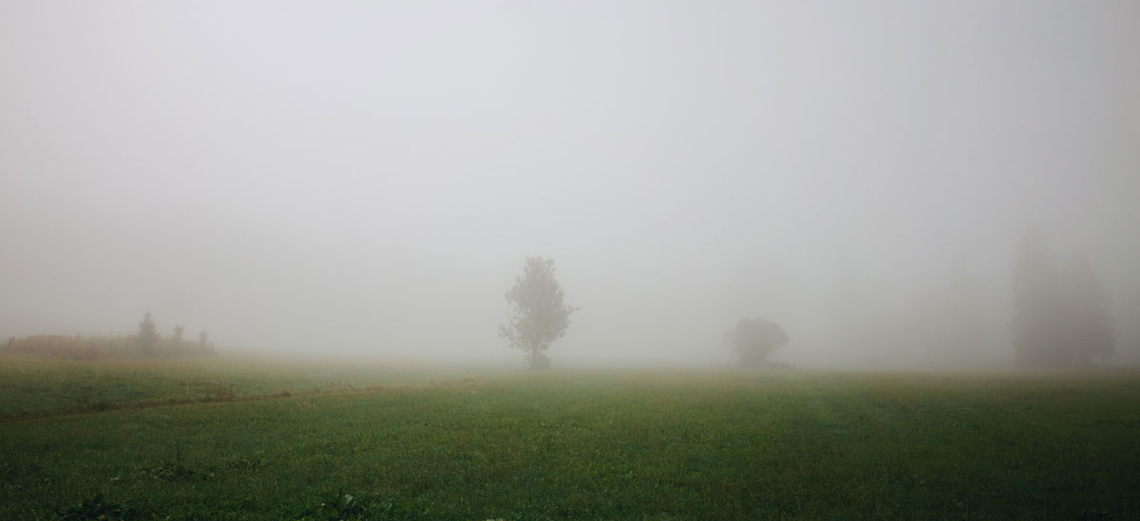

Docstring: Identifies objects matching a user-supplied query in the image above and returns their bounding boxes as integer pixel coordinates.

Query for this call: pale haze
[2,1,1138,367]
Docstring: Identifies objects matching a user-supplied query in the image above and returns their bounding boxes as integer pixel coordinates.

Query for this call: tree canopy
[499,257,576,370]
[724,317,788,367]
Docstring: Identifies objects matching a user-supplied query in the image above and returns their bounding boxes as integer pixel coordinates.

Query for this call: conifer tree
[137,312,159,355]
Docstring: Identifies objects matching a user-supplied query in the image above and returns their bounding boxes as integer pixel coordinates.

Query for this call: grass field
[0,356,484,421]
[1,357,1138,520]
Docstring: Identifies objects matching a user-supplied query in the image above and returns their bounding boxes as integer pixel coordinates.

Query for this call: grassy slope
[1,364,1139,520]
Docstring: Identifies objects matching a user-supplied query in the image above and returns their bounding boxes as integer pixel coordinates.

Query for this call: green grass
[0,356,482,420]
[1,359,1139,520]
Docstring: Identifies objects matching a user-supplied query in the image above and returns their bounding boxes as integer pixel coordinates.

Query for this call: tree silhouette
[724,318,788,367]
[172,325,185,347]
[499,257,576,370]
[137,312,159,355]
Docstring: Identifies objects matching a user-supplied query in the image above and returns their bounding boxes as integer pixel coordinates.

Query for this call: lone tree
[137,312,159,355]
[724,317,788,367]
[499,257,576,370]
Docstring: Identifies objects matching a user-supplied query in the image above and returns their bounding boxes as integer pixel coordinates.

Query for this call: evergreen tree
[137,312,159,355]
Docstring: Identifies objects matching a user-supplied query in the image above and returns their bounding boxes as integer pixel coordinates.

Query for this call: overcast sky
[2,1,1138,366]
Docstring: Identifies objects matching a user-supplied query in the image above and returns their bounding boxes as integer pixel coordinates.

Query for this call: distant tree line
[710,227,1116,370]
[2,312,215,360]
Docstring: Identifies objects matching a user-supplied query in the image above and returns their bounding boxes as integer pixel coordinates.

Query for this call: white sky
[2,1,1138,365]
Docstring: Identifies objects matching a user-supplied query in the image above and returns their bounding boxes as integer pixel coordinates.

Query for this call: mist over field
[2,1,1138,368]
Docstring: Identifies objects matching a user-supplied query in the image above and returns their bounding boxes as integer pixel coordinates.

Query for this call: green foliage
[1,360,1139,519]
[499,257,576,369]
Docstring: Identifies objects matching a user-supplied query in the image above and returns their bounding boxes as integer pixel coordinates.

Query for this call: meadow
[1,356,1138,520]
[0,356,479,421]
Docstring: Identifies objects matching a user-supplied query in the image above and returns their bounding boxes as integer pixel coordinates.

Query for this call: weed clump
[56,494,138,520]
[283,490,416,520]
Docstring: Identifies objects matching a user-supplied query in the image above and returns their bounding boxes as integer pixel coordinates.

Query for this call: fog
[2,1,1138,368]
